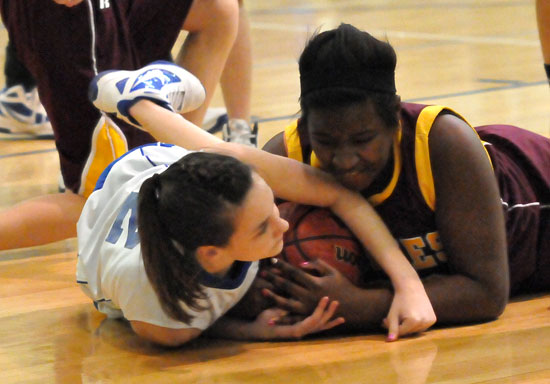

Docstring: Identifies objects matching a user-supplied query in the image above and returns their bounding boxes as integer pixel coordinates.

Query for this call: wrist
[384,251,422,290]
[337,285,392,329]
[391,274,424,293]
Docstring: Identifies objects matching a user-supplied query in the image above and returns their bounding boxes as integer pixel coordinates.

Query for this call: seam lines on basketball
[283,234,358,246]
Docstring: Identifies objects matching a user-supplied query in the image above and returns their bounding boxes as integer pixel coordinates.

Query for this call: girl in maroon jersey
[258,23,550,333]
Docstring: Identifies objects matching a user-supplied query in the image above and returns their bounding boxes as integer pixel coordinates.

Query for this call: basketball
[276,202,367,286]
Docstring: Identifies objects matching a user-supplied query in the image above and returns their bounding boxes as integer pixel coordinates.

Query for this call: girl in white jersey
[79,61,435,346]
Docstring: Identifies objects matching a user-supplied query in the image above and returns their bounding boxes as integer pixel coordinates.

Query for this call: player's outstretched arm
[421,114,509,323]
[92,65,426,295]
[207,296,344,341]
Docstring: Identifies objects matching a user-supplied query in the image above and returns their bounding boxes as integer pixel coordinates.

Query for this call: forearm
[211,297,346,340]
[129,101,224,149]
[423,273,508,324]
[216,143,349,208]
[206,316,261,340]
[336,273,506,330]
[130,100,423,287]
[335,285,394,331]
[129,101,353,208]
[330,191,420,290]
[348,271,507,327]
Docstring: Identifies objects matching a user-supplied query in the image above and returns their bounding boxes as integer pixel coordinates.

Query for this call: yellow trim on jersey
[80,116,128,198]
[283,121,322,167]
[282,108,493,211]
[283,120,304,162]
[415,106,445,211]
[415,106,493,211]
[310,150,321,168]
[367,127,402,206]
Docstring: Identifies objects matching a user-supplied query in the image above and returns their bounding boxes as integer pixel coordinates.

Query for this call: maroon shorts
[0,0,193,193]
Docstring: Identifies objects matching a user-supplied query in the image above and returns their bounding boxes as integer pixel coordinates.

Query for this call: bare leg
[177,0,239,125]
[536,0,550,83]
[0,193,85,251]
[219,0,252,122]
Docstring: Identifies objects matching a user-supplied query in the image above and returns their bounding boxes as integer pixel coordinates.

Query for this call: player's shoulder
[130,142,191,164]
[262,131,286,156]
[94,143,190,192]
[108,142,190,174]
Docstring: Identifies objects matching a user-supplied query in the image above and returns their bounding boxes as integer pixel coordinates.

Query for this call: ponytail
[138,174,206,324]
[138,152,253,323]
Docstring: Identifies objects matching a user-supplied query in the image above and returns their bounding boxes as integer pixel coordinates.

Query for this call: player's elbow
[483,294,507,320]
[130,320,201,347]
[479,279,509,320]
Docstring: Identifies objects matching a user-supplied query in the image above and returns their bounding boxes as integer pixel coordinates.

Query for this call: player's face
[224,172,289,262]
[306,99,397,191]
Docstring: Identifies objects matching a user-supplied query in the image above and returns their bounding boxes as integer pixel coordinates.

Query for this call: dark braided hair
[137,151,253,323]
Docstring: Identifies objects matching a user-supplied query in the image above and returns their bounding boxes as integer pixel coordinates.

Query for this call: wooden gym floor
[1,0,549,383]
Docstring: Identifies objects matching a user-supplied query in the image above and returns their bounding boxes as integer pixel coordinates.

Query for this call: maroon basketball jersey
[283,102,550,294]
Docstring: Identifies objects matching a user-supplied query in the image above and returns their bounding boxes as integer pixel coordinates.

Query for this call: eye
[254,217,270,239]
[257,221,268,236]
[354,136,374,145]
[312,136,334,146]
[352,131,378,145]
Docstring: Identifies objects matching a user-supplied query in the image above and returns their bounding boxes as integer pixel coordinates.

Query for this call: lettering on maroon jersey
[399,231,448,270]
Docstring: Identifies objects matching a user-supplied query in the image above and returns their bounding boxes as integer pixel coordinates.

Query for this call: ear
[195,245,226,273]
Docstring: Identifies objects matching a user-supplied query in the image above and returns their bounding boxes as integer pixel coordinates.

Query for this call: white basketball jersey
[76,143,258,330]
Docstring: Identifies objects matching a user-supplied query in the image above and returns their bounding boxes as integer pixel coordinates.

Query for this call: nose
[275,217,289,237]
[332,150,359,171]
